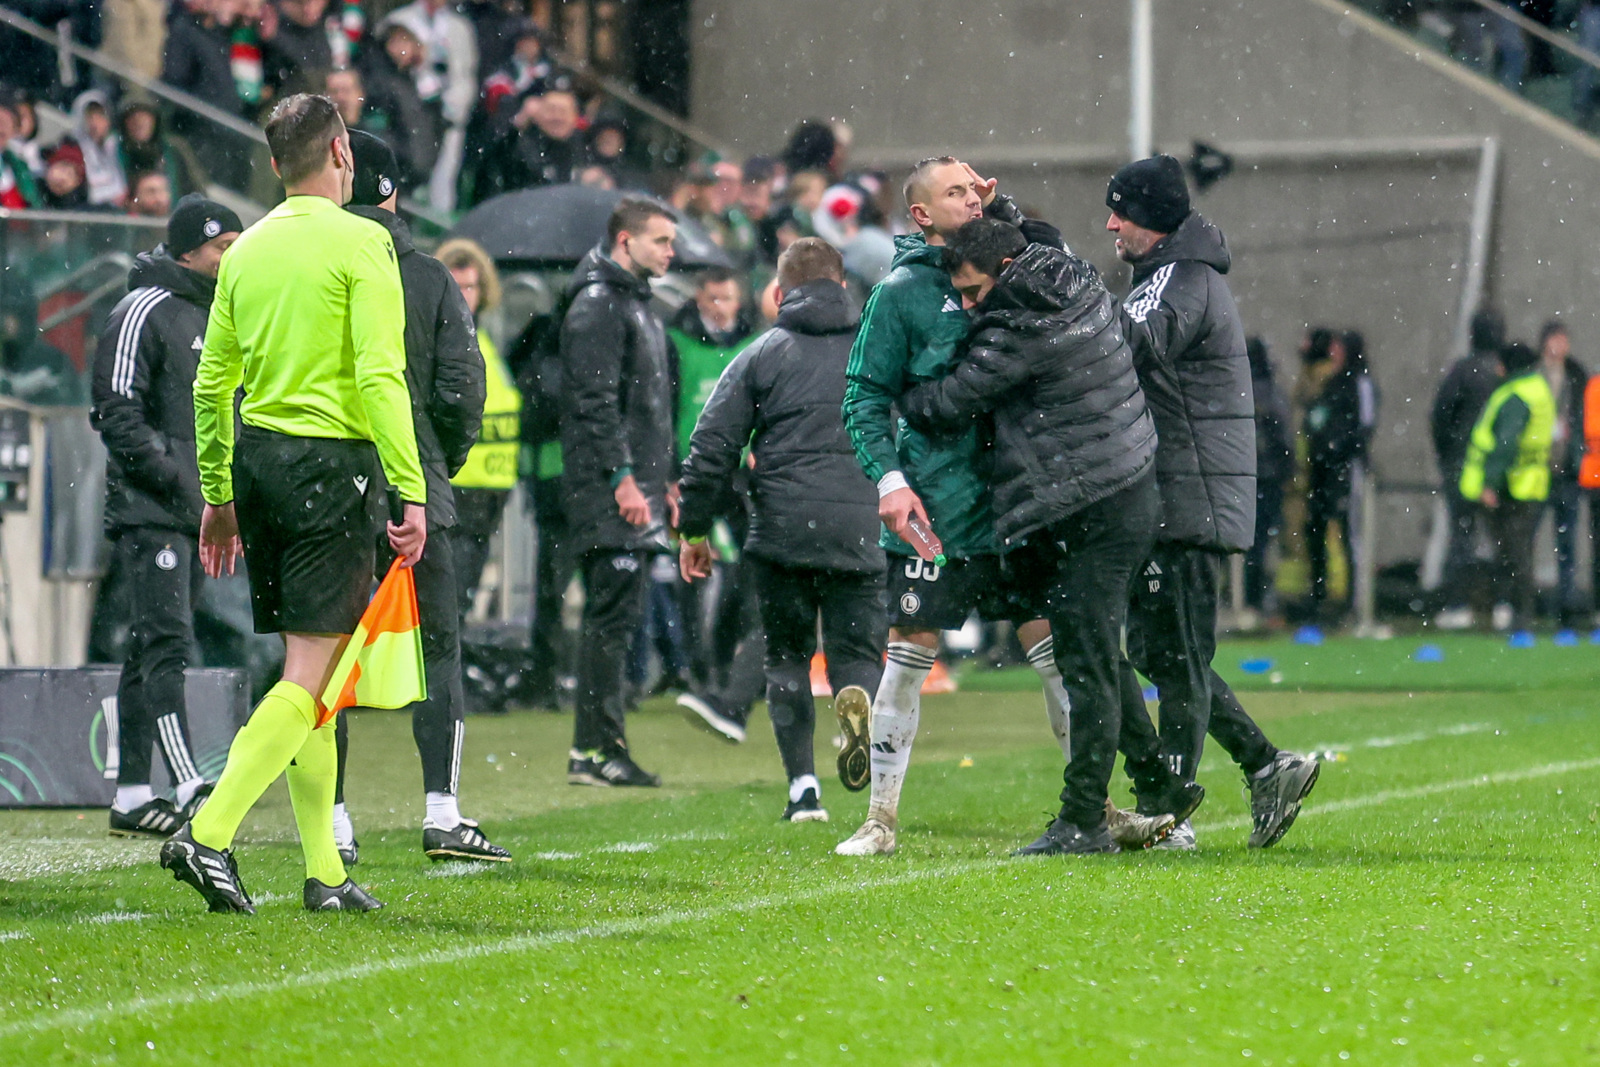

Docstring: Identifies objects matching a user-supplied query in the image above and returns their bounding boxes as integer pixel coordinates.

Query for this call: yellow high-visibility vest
[1459,371,1555,503]
[451,331,522,490]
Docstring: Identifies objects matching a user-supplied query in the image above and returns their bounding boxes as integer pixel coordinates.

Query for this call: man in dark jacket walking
[677,239,886,824]
[1430,310,1506,628]
[90,195,241,837]
[1105,156,1318,851]
[560,197,679,788]
[336,131,507,863]
[898,220,1175,855]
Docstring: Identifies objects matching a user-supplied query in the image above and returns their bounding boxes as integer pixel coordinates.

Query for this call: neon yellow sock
[287,723,347,886]
[190,681,316,851]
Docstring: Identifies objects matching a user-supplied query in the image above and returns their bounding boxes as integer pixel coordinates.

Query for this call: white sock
[174,776,205,809]
[331,802,355,849]
[1025,636,1072,761]
[426,791,462,830]
[867,642,936,825]
[789,774,821,803]
[113,784,153,813]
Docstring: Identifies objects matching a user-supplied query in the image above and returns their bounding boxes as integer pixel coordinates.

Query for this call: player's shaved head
[903,156,959,209]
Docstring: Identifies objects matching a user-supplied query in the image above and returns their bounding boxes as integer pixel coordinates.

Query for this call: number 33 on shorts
[903,558,941,582]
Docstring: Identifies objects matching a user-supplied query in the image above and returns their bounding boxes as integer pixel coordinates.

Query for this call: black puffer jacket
[1120,212,1255,552]
[348,207,484,528]
[89,249,212,535]
[558,248,674,553]
[901,244,1157,548]
[679,279,883,573]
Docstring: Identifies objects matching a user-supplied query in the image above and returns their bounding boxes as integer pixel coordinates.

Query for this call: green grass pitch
[1,634,1597,1065]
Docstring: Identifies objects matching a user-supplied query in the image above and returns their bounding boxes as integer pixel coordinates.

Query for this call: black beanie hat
[168,193,243,257]
[347,129,401,208]
[1106,154,1191,233]
[1501,342,1539,374]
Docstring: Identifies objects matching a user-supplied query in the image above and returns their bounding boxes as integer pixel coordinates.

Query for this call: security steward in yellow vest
[449,327,522,615]
[1459,342,1555,630]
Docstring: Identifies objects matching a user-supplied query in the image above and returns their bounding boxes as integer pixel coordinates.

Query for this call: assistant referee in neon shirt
[159,93,428,914]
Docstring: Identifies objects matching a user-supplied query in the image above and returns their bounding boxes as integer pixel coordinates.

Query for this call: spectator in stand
[164,0,253,188]
[723,155,778,272]
[1460,341,1554,633]
[458,0,525,78]
[0,97,40,208]
[40,141,92,210]
[476,84,583,199]
[478,19,551,125]
[1244,336,1294,623]
[102,0,168,83]
[263,0,335,96]
[772,170,826,255]
[820,181,895,290]
[587,114,647,191]
[782,120,837,179]
[576,163,616,190]
[127,170,173,216]
[69,91,127,209]
[1432,309,1506,629]
[1302,330,1378,621]
[117,101,207,198]
[7,93,45,177]
[358,19,440,189]
[325,66,369,129]
[1537,320,1588,624]
[0,0,79,94]
[382,0,477,211]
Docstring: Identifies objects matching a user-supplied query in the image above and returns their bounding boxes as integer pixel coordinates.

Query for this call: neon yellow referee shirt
[193,194,427,505]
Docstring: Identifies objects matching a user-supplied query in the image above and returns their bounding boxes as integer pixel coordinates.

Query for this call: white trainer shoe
[834,816,897,856]
[1105,800,1176,850]
[1433,606,1474,631]
[1151,818,1196,851]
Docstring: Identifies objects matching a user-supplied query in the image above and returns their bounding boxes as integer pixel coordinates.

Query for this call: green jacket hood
[889,233,946,272]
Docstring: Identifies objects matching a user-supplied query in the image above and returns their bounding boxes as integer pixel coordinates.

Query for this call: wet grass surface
[1,651,1597,1065]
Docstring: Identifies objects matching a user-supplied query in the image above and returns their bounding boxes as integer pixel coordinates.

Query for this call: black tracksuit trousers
[336,533,466,801]
[112,528,204,787]
[749,558,886,785]
[572,548,649,757]
[1119,542,1279,788]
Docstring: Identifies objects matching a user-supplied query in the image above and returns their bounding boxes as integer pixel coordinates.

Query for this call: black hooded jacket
[1120,212,1256,552]
[347,206,485,529]
[90,249,214,534]
[678,279,883,573]
[558,248,674,553]
[900,244,1158,548]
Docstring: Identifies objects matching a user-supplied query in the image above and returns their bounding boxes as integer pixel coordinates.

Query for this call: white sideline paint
[1,756,1597,1039]
[81,912,148,925]
[1309,721,1494,754]
[0,931,30,942]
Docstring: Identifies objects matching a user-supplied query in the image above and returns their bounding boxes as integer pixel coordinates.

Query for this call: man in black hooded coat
[1104,155,1319,851]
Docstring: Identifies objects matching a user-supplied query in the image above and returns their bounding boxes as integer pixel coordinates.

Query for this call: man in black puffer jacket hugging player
[899,219,1168,856]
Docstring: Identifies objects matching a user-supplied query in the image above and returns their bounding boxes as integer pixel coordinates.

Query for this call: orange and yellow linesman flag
[316,558,426,728]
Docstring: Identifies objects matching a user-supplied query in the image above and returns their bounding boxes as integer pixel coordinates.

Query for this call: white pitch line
[2,756,1596,1039]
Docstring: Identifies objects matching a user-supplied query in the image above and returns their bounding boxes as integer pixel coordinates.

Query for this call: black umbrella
[448,185,733,269]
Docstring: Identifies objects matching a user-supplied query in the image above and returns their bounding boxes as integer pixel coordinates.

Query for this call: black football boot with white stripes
[158,824,255,914]
[423,818,512,862]
[303,877,384,912]
[109,797,184,839]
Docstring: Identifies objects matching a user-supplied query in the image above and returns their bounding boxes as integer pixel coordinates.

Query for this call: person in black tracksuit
[336,131,508,863]
[677,239,887,823]
[89,196,242,838]
[559,197,679,788]
[1104,155,1318,851]
[1303,330,1379,617]
[1244,337,1294,616]
[898,221,1162,854]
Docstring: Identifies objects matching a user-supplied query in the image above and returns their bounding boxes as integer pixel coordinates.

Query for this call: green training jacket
[194,195,427,506]
[842,233,995,558]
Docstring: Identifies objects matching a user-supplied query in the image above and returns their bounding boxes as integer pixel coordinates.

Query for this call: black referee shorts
[885,553,1044,631]
[234,426,382,636]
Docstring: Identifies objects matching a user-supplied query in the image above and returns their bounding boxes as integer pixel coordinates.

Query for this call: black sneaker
[598,753,661,787]
[677,692,746,743]
[1012,818,1120,857]
[567,750,610,786]
[158,824,255,914]
[423,818,512,862]
[180,782,215,821]
[1135,778,1206,825]
[781,789,829,823]
[109,797,183,839]
[338,839,360,867]
[1247,751,1320,849]
[303,877,384,912]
